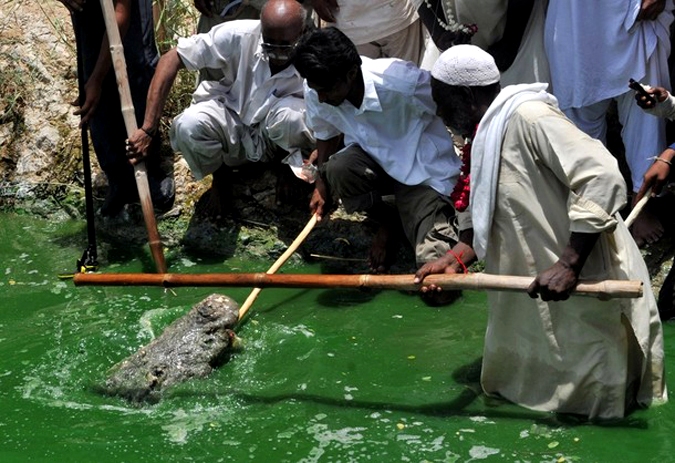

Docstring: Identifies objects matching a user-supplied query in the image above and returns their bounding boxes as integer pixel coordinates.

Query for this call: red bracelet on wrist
[446,249,468,274]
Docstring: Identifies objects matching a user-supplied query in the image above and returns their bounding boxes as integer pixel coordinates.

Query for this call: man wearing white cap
[415,44,667,419]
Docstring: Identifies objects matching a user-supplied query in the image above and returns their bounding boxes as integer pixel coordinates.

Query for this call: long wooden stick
[72,271,643,299]
[99,0,167,273]
[238,213,318,321]
[625,188,652,228]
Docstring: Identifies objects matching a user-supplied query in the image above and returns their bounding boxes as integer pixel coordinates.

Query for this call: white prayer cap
[431,44,499,86]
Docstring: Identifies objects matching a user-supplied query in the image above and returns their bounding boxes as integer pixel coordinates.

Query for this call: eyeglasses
[261,42,297,61]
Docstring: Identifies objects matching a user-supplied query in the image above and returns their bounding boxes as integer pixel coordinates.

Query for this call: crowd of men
[58,0,674,420]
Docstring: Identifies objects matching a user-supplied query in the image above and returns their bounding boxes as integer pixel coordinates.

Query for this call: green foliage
[0,50,31,174]
[153,0,200,52]
[152,0,200,134]
[35,1,76,53]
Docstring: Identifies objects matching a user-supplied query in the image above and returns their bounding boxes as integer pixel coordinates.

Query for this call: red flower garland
[450,139,471,212]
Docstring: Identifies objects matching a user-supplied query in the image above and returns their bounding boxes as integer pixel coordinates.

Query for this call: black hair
[292,27,362,87]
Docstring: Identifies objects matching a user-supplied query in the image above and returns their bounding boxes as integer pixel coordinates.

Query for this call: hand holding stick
[99,0,167,273]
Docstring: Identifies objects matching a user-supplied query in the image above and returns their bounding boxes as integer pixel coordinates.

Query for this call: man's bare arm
[126,48,185,163]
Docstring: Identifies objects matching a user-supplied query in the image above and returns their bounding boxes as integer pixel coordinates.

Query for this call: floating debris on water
[468,445,500,460]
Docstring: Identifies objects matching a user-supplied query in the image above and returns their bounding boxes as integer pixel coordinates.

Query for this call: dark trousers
[72,0,159,186]
[322,144,459,265]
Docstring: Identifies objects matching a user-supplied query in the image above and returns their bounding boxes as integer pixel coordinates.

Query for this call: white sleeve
[643,92,675,120]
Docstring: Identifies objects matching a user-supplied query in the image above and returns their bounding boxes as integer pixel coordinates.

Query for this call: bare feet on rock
[630,208,664,248]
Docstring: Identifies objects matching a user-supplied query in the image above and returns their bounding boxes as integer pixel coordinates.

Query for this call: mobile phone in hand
[629,78,657,105]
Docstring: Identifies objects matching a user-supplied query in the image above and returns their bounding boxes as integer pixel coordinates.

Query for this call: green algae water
[2,213,675,462]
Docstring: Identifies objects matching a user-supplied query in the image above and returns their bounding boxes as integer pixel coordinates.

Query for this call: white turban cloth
[431,44,500,86]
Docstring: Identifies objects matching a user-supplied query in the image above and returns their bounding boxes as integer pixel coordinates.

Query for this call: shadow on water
[161,355,650,432]
[315,288,380,308]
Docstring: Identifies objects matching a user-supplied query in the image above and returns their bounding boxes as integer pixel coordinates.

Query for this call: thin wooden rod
[238,213,318,321]
[73,272,643,299]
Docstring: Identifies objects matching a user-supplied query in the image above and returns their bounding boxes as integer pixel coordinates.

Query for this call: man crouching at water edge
[414,45,667,420]
[126,0,316,217]
[292,27,474,299]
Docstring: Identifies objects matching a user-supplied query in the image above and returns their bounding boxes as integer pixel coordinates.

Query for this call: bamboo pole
[625,188,652,228]
[238,213,318,321]
[99,0,167,273]
[72,272,643,299]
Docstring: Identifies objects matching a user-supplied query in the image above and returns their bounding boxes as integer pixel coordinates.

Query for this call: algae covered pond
[2,212,675,462]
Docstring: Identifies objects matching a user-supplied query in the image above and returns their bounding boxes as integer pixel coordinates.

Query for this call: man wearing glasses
[127,0,315,216]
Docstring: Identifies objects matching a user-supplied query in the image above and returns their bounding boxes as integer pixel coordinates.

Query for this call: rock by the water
[102,294,240,403]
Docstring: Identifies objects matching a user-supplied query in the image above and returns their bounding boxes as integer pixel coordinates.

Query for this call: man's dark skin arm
[527,232,600,301]
[126,48,185,163]
[414,228,600,301]
[310,135,342,220]
[638,0,666,21]
[416,0,471,51]
[59,0,133,125]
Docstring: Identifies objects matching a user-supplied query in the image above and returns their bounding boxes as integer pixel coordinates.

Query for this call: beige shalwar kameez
[480,99,666,419]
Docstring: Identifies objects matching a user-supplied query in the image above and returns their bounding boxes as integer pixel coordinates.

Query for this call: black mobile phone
[629,78,657,105]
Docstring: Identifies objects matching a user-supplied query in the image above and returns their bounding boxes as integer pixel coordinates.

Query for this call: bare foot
[369,225,399,273]
[630,208,664,248]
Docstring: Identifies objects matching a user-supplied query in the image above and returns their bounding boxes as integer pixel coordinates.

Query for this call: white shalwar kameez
[545,0,674,191]
[170,20,315,180]
[472,86,667,420]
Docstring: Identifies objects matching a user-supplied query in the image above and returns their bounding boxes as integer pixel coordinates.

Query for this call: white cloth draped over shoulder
[470,83,558,260]
[475,90,667,419]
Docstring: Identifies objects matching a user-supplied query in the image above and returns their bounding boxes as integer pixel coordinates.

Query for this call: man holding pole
[57,0,175,217]
[126,0,316,217]
[415,45,667,419]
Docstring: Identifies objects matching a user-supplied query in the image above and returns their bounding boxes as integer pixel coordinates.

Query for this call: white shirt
[325,0,419,45]
[305,57,461,196]
[176,20,305,126]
